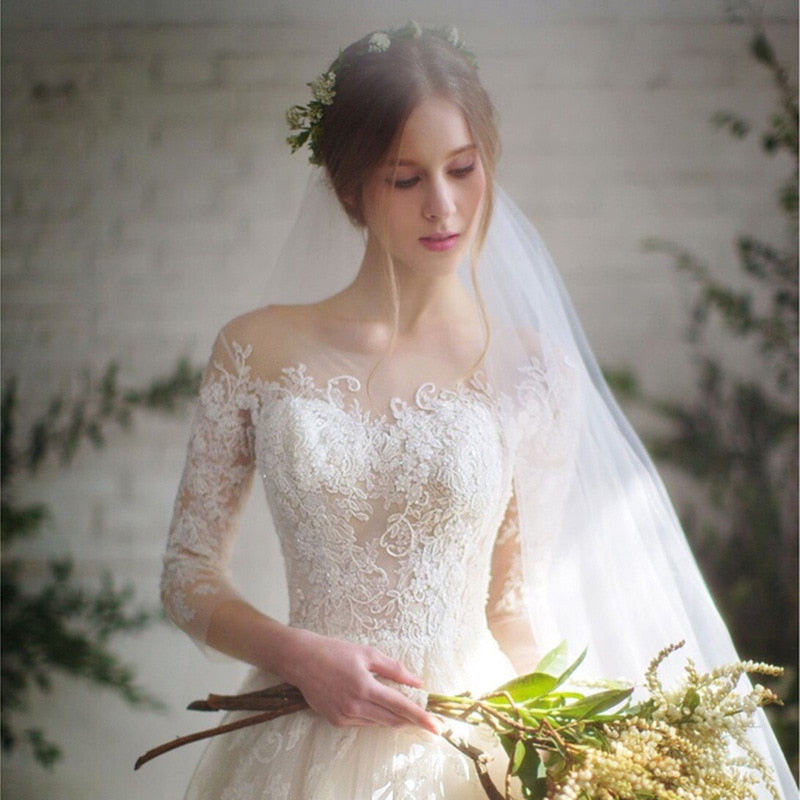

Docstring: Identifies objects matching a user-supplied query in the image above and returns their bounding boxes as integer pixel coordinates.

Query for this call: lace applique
[487,491,525,619]
[247,360,513,685]
[515,352,580,461]
[160,345,258,642]
[166,338,580,795]
[162,340,577,685]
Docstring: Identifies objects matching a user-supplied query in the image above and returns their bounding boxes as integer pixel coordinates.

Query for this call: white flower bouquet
[135,642,783,800]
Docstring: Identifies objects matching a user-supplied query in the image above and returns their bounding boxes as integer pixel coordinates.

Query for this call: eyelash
[393,176,420,190]
[390,163,476,190]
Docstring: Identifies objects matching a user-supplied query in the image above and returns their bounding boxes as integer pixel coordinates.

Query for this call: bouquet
[135,641,783,800]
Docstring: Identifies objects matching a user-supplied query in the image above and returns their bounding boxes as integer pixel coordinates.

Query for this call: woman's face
[361,96,487,276]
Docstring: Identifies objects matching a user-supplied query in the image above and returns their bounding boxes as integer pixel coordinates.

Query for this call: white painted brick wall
[1,14,796,799]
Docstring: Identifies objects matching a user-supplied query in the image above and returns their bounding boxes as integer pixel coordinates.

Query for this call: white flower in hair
[310,71,336,106]
[286,23,478,164]
[285,106,307,128]
[443,25,461,47]
[367,32,391,53]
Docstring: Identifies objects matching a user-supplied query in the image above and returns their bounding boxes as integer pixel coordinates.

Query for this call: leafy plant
[134,642,784,800]
[1,358,202,766]
[608,24,797,771]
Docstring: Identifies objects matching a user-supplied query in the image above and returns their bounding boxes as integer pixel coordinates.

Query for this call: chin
[420,253,465,276]
[424,243,472,271]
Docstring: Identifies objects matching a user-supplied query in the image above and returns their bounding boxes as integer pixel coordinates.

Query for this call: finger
[332,687,440,733]
[369,683,440,734]
[333,716,372,728]
[330,703,407,729]
[368,652,423,688]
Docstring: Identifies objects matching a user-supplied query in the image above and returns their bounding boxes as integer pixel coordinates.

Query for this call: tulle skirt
[184,665,513,800]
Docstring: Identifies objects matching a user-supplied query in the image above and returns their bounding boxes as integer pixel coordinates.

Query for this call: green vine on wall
[1,359,202,767]
[608,26,798,774]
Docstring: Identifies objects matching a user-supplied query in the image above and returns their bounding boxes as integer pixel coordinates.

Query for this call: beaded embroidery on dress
[162,339,577,799]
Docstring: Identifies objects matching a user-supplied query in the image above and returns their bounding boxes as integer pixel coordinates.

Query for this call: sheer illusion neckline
[218,341,496,425]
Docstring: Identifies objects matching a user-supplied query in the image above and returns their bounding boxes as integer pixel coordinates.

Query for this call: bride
[160,23,793,799]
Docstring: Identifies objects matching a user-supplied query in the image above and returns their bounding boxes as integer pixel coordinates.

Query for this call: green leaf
[750,31,775,66]
[533,641,569,677]
[603,367,640,400]
[556,686,633,720]
[1,501,48,543]
[555,648,588,687]
[27,728,61,768]
[682,687,701,715]
[512,740,544,799]
[490,671,558,703]
[490,647,588,708]
[711,110,751,139]
[511,738,526,773]
[525,776,548,800]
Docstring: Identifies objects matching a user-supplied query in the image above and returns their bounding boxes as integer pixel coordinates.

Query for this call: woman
[161,23,793,799]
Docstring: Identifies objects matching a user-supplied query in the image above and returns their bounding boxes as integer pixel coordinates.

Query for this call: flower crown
[285,22,477,165]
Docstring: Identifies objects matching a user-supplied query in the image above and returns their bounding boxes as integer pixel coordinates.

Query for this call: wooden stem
[134,701,307,770]
[188,683,307,712]
[439,728,505,800]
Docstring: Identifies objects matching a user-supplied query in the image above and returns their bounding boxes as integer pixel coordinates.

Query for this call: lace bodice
[162,338,573,691]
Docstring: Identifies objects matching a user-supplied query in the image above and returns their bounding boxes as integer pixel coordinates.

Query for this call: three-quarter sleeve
[161,335,256,648]
[487,347,582,674]
[486,489,540,675]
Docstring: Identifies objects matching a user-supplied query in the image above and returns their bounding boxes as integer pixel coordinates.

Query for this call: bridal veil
[260,169,795,799]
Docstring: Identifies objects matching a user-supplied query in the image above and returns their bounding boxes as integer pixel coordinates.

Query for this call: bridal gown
[162,334,576,800]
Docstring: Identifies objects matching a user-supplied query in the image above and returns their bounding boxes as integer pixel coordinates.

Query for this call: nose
[422,178,455,221]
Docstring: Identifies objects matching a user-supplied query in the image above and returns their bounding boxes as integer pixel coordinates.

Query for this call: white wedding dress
[162,331,575,799]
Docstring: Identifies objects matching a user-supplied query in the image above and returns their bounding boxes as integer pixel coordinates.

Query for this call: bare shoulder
[221,305,297,344]
[490,323,545,358]
[216,304,323,380]
[489,323,578,373]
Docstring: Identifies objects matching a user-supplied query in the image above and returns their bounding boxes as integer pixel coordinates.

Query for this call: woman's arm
[486,489,540,675]
[161,327,437,732]
[204,599,437,730]
[160,331,255,645]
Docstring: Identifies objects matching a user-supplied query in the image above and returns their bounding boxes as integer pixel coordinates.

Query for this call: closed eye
[450,163,476,178]
[388,161,475,189]
[393,176,420,189]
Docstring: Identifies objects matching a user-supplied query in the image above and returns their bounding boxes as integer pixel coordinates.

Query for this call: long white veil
[263,169,795,799]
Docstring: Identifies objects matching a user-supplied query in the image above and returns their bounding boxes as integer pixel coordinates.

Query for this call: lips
[419,232,460,252]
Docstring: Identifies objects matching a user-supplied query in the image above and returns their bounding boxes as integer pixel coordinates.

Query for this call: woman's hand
[276,628,440,734]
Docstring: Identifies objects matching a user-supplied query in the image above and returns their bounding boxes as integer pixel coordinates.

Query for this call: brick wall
[2,14,796,799]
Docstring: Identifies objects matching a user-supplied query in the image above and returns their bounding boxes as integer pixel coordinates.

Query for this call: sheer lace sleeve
[487,350,582,675]
[161,333,257,648]
[486,489,540,675]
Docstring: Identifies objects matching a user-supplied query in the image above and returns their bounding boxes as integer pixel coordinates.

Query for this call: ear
[341,192,365,226]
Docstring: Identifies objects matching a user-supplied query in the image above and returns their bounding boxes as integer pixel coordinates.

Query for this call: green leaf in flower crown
[555,686,634,720]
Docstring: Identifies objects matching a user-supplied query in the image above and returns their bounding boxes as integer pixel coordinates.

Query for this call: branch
[134,709,292,771]
[439,728,505,800]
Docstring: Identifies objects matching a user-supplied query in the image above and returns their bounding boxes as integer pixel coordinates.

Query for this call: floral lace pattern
[252,360,514,684]
[163,340,577,798]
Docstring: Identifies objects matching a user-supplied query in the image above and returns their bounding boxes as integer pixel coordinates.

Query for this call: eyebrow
[388,144,476,167]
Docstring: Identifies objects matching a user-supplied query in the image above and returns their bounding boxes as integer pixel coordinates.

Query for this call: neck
[342,236,475,335]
